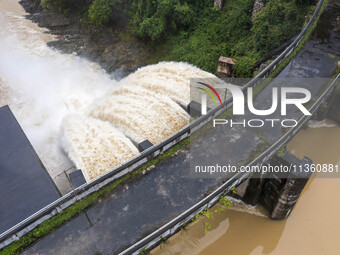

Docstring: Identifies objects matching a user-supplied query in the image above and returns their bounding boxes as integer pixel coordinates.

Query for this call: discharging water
[0,0,216,185]
[0,0,113,188]
[151,121,340,255]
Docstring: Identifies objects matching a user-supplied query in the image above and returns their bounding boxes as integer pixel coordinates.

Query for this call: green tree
[88,0,112,26]
[251,0,308,55]
[130,0,197,41]
[138,16,166,41]
[234,56,256,78]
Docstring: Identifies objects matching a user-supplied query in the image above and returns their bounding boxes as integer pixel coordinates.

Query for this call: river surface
[152,122,340,255]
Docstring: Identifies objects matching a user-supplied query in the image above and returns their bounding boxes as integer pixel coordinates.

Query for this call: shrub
[130,0,200,41]
[88,0,112,26]
[234,56,256,78]
[251,0,309,55]
[138,16,166,41]
[41,0,88,12]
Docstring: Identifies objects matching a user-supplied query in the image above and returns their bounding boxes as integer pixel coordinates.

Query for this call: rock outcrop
[19,0,150,77]
[214,0,225,10]
[252,0,266,19]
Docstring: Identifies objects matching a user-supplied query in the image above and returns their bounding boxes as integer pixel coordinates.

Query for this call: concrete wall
[241,153,313,220]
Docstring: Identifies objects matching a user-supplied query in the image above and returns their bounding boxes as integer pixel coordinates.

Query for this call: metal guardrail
[0,0,327,250]
[120,74,339,255]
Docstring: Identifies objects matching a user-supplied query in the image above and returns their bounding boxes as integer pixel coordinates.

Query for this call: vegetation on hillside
[40,0,314,77]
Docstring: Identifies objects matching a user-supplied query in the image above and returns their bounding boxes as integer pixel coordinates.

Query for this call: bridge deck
[21,9,339,255]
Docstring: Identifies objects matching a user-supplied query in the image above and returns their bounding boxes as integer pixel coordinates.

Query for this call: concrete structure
[217,56,236,78]
[326,80,340,124]
[0,105,60,234]
[187,100,212,117]
[138,140,153,152]
[270,155,312,220]
[240,152,313,220]
[69,170,86,189]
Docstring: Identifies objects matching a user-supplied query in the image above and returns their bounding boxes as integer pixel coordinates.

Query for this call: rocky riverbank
[19,0,151,77]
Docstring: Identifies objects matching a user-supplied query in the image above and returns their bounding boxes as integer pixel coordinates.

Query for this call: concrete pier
[240,152,313,220]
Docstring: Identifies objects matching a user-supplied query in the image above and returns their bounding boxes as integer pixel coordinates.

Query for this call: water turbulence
[0,0,218,184]
[60,115,139,181]
[88,85,189,144]
[59,61,220,181]
[0,0,113,189]
[122,62,217,106]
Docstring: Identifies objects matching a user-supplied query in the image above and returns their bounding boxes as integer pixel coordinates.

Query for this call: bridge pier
[238,152,313,220]
[238,173,265,206]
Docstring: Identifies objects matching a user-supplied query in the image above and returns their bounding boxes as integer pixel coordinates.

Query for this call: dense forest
[39,0,315,77]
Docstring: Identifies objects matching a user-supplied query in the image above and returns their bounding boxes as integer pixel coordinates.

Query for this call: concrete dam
[0,0,339,254]
[0,0,217,184]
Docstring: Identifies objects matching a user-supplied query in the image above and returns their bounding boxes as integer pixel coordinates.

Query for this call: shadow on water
[151,202,287,255]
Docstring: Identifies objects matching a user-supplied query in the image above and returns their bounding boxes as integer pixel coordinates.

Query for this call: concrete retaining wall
[244,153,314,220]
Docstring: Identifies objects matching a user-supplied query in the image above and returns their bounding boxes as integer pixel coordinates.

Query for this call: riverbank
[19,0,151,77]
[19,0,314,77]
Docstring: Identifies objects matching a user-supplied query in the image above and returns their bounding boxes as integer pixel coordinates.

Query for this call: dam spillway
[59,115,140,181]
[0,0,219,183]
[61,62,218,181]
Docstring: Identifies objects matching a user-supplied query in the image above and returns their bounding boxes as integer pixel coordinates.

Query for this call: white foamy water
[62,61,219,179]
[60,115,139,181]
[0,0,114,188]
[88,84,190,144]
[308,119,337,128]
[0,0,218,184]
[64,61,219,179]
[225,196,268,217]
[122,62,217,106]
